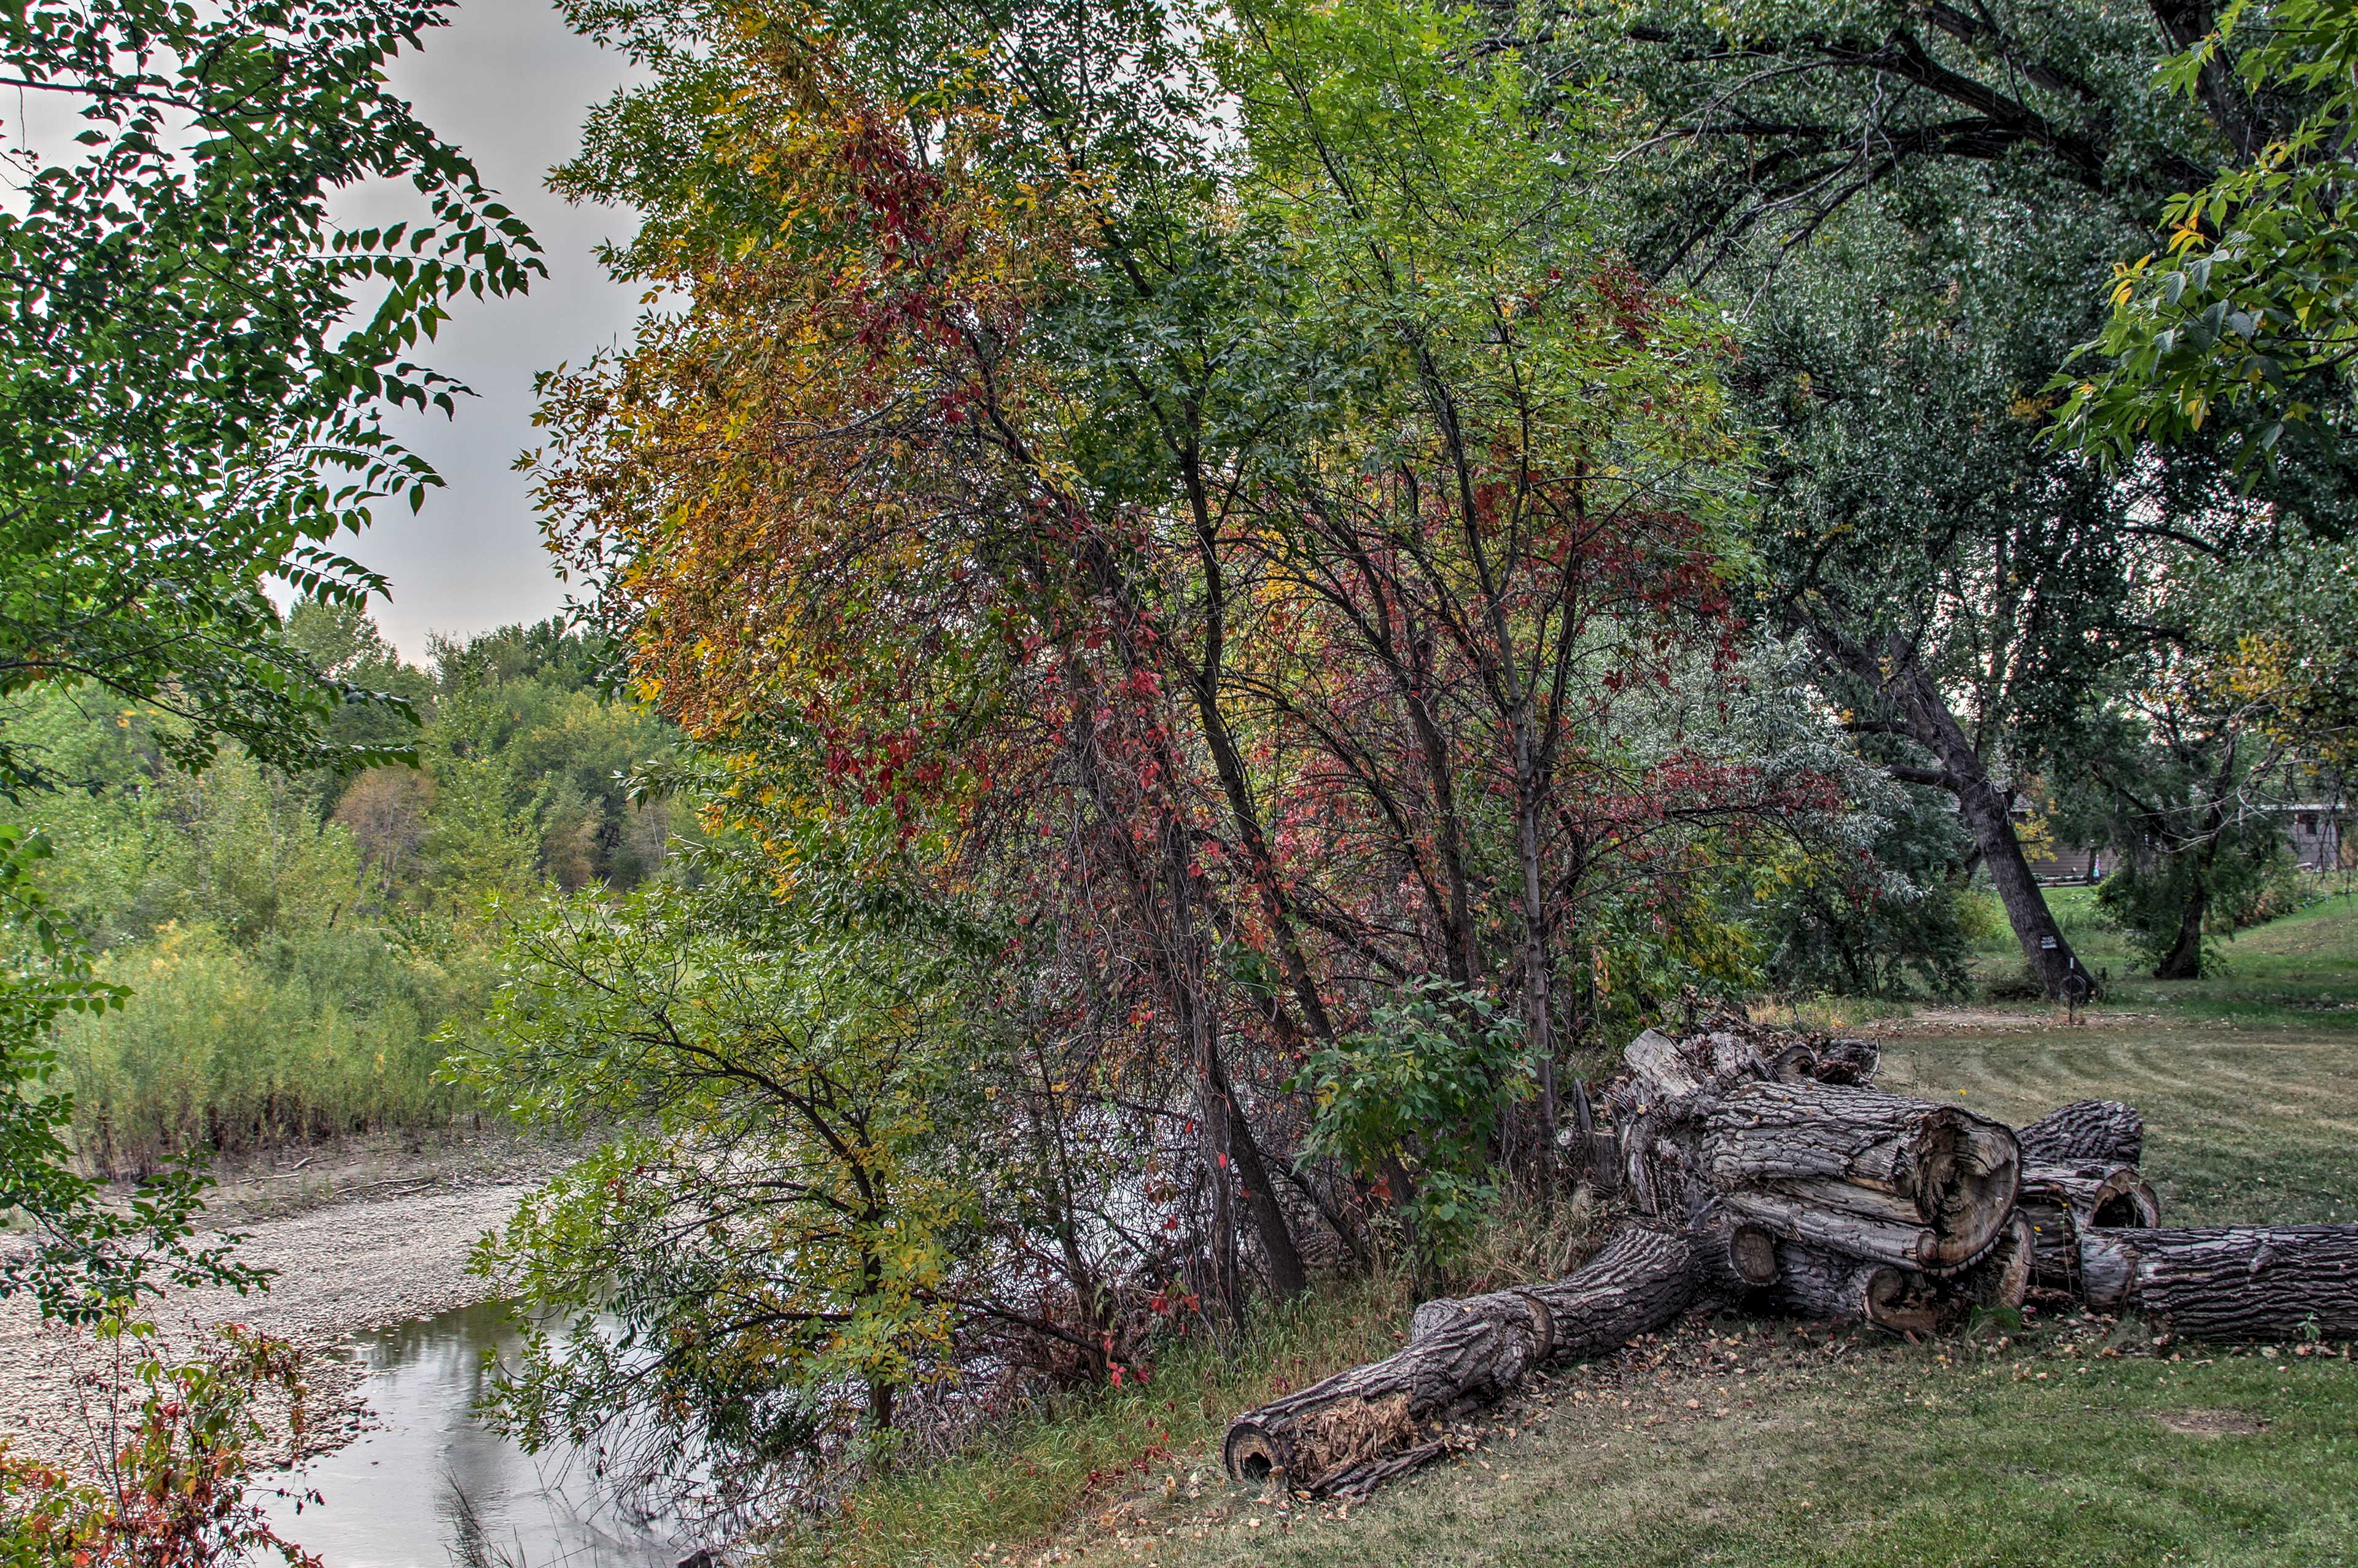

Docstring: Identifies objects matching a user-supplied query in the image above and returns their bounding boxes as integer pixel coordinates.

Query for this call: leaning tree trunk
[2077,1227,2358,1339]
[1816,631,2087,999]
[1223,1228,1692,1495]
[2017,1100,2144,1166]
[2018,1161,2160,1290]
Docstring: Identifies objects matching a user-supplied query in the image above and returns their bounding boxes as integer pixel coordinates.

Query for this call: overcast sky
[343,1,647,661]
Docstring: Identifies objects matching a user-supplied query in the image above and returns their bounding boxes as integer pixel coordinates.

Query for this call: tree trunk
[1821,630,2085,999]
[2154,745,2235,980]
[1948,752,2086,1001]
[2154,878,2209,980]
[2017,1100,2145,1165]
[1703,1081,2022,1270]
[2077,1226,2358,1338]
[1214,1050,1310,1299]
[2018,1161,2160,1289]
[1222,1227,1691,1494]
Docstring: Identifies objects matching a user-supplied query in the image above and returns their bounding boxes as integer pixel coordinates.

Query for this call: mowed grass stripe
[1882,1024,2358,1225]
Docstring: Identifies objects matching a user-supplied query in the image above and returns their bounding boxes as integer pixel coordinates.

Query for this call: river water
[262,1302,690,1568]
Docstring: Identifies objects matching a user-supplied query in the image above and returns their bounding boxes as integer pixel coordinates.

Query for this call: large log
[1705,1082,2021,1270]
[2018,1100,2144,1166]
[2077,1225,2358,1340]
[2017,1161,2160,1289]
[1767,1212,2033,1334]
[1687,1206,1783,1302]
[1770,1242,1944,1333]
[1222,1228,1692,1493]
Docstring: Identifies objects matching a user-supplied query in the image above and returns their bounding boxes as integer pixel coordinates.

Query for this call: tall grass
[55,921,492,1173]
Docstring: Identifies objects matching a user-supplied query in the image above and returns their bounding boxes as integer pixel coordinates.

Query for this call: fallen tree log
[1770,1243,1942,1333]
[2018,1100,2144,1166]
[1768,1212,2034,1332]
[2077,1226,2358,1340]
[1222,1228,1692,1494]
[1687,1206,1783,1302]
[2018,1162,2161,1289]
[1705,1082,2021,1270]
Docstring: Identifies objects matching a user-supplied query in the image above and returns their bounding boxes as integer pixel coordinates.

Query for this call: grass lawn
[787,895,2358,1568]
[1057,1319,2357,1568]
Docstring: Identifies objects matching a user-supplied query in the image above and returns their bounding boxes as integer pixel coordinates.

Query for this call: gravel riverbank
[0,1135,571,1464]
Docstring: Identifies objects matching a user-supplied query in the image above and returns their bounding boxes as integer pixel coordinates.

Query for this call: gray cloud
[343,1,645,660]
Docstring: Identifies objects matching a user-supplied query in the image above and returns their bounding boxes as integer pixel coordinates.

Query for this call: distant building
[2017,802,2348,885]
[2287,805,2348,872]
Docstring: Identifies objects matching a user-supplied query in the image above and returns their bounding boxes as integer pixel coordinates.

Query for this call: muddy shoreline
[0,1131,574,1464]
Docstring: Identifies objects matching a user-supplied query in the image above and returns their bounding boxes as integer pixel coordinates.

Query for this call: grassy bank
[1061,1317,2358,1568]
[775,1275,1414,1568]
[782,895,2358,1568]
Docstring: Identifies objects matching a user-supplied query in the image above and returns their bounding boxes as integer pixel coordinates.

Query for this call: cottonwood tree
[1537,0,2358,995]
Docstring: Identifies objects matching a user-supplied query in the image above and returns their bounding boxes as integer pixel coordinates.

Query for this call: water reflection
[263,1302,686,1568]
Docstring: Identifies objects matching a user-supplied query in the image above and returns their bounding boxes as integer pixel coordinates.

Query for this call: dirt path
[0,1143,564,1463]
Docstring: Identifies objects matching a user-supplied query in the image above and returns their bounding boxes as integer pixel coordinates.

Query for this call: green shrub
[55,922,485,1171]
[1289,979,1530,1271]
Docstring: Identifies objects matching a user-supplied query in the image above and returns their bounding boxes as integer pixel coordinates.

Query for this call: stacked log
[1224,1020,2356,1496]
[2018,1099,2144,1165]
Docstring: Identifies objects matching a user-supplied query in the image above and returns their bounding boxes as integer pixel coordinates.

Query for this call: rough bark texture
[2018,1100,2146,1166]
[2077,1226,2358,1339]
[1223,1228,1691,1493]
[1688,1207,1783,1301]
[1705,1081,2021,1268]
[2018,1161,2161,1289]
[1770,1243,1930,1331]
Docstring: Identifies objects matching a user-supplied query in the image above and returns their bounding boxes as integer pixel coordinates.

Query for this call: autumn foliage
[501,0,1848,1485]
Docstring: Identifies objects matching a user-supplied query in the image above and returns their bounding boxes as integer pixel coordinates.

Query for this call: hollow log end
[1864,1267,1946,1335]
[1224,1420,1285,1486]
[2093,1173,2161,1230]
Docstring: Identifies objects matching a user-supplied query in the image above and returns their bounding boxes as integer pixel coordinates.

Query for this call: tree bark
[1769,1243,1945,1333]
[1222,1227,1692,1493]
[2077,1226,2358,1338]
[1704,1081,2022,1269]
[2017,1100,2144,1166]
[1819,629,2085,998]
[1212,1049,1310,1300]
[2018,1160,2160,1289]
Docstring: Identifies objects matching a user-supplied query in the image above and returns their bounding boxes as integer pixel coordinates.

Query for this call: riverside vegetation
[5,0,2358,1565]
